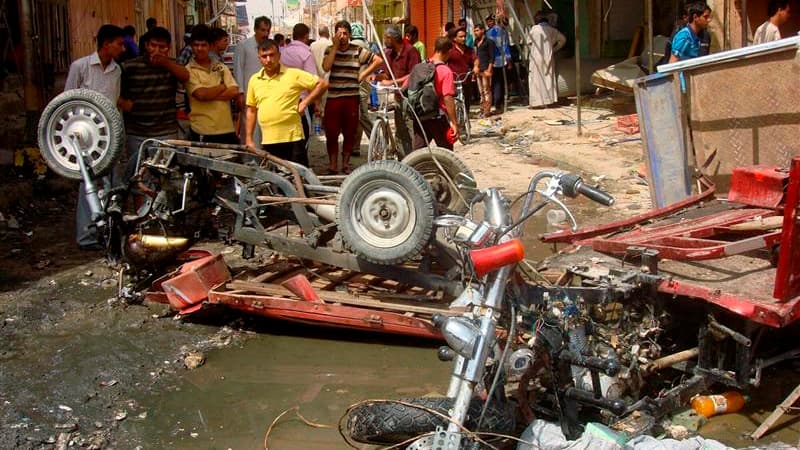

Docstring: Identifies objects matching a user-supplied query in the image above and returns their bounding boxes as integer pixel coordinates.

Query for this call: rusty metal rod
[256,195,336,205]
[644,347,699,373]
[164,139,308,198]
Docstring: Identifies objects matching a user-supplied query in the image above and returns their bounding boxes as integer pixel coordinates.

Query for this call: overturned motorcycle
[343,161,800,448]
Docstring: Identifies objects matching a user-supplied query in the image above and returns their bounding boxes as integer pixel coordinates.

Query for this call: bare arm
[298,79,329,112]
[443,95,457,128]
[192,85,226,101]
[155,56,190,83]
[322,46,336,73]
[216,86,240,101]
[668,54,679,63]
[245,105,257,149]
[359,55,384,83]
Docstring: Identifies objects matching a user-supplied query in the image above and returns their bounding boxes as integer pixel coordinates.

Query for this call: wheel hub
[352,182,416,248]
[45,100,112,172]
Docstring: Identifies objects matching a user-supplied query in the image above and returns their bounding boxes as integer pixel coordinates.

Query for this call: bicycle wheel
[456,99,471,145]
[367,118,390,162]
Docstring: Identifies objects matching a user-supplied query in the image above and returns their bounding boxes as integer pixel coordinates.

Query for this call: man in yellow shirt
[185,25,240,144]
[245,39,328,163]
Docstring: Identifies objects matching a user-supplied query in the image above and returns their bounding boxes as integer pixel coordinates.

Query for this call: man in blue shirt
[669,2,712,63]
[486,14,511,114]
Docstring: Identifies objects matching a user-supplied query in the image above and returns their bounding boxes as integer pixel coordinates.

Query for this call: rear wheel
[402,147,474,214]
[37,88,125,180]
[345,397,515,445]
[336,160,435,265]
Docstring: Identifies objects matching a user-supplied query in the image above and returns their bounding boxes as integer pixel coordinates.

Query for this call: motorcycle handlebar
[558,174,615,207]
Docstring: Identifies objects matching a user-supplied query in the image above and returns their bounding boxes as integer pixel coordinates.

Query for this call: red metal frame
[774,157,800,301]
[540,188,716,244]
[590,208,782,260]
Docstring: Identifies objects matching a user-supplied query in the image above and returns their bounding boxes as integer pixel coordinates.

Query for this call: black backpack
[405,62,443,120]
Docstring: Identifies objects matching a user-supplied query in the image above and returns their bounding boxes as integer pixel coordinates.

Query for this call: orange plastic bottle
[691,392,747,418]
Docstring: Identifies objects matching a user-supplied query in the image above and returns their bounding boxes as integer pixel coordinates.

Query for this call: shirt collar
[89,52,119,73]
[258,64,286,79]
[286,40,310,50]
[188,57,224,72]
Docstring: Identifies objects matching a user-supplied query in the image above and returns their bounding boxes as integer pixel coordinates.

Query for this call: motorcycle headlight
[442,317,481,359]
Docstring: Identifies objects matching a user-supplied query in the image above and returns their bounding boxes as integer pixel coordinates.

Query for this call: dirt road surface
[1,102,798,449]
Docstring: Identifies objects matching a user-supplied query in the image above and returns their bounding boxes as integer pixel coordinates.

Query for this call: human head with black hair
[254,16,272,42]
[383,25,402,49]
[433,35,453,61]
[274,33,285,47]
[686,1,712,29]
[534,10,551,24]
[210,27,230,53]
[405,24,420,43]
[473,23,486,42]
[257,38,282,75]
[143,27,172,59]
[450,26,467,47]
[485,14,496,28]
[123,25,136,37]
[190,24,213,62]
[768,0,792,25]
[293,23,310,43]
[146,17,157,30]
[444,22,456,35]
[96,24,125,60]
[458,18,468,28]
[333,20,352,50]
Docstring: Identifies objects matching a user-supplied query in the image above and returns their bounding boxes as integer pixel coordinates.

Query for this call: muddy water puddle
[122,324,451,449]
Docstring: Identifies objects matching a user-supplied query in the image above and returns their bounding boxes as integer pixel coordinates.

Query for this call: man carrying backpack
[407,37,459,150]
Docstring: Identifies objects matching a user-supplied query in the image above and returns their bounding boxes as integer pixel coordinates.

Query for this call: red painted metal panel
[727,165,788,208]
[208,290,443,339]
[658,277,800,328]
[774,157,800,301]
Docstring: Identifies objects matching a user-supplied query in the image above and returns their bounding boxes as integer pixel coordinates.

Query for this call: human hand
[149,53,170,68]
[245,138,256,149]
[379,79,395,87]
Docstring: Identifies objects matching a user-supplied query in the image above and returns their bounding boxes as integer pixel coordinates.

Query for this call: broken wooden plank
[751,382,800,440]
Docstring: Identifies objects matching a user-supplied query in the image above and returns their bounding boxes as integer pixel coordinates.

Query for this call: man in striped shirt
[119,27,189,178]
[321,20,384,174]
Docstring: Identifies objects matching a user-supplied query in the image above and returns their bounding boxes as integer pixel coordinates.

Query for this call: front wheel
[368,118,399,162]
[344,397,516,445]
[456,100,471,145]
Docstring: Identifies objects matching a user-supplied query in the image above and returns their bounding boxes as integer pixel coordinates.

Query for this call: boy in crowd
[185,25,239,144]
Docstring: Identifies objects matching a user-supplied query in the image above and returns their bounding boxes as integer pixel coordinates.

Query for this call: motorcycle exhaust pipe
[124,234,191,266]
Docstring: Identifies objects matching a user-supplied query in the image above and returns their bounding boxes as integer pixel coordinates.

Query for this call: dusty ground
[1,98,798,449]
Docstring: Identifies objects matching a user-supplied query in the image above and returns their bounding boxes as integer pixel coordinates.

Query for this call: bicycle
[454,72,472,145]
[367,84,403,163]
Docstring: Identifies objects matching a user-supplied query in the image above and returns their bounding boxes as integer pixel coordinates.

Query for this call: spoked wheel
[336,160,435,265]
[456,100,471,145]
[37,88,125,179]
[368,118,399,162]
[402,147,475,214]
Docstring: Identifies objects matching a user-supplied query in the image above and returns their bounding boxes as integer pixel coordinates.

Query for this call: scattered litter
[114,410,127,421]
[57,405,72,412]
[84,270,93,277]
[93,422,103,429]
[190,432,199,438]
[48,280,57,286]
[99,379,118,387]
[34,259,51,270]
[184,351,206,370]
[100,278,117,288]
[138,411,148,419]
[54,422,78,432]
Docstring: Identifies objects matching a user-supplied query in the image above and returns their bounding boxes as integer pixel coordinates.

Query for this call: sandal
[341,166,352,175]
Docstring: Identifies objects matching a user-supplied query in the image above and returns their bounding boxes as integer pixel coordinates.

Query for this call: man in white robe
[528,11,566,108]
